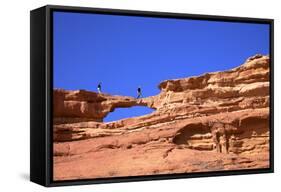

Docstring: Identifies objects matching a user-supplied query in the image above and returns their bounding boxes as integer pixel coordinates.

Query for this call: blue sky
[53,11,269,122]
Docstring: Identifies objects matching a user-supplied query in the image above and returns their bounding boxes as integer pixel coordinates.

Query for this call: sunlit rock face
[53,54,271,181]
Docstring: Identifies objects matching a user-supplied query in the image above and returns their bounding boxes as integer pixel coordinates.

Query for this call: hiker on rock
[137,86,142,99]
[97,82,102,93]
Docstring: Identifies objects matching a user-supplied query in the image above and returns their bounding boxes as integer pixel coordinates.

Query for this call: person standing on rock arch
[137,86,142,99]
[97,82,102,93]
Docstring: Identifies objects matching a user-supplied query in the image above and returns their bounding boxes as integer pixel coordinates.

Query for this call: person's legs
[137,92,141,99]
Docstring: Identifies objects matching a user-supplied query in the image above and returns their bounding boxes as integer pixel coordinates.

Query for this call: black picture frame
[30,4,274,187]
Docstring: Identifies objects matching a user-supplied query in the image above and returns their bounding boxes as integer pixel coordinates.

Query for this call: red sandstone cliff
[53,54,270,181]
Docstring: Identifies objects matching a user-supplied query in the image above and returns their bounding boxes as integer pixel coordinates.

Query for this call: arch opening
[104,106,155,122]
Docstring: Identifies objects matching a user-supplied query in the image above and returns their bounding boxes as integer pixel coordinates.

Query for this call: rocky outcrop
[53,54,270,181]
[53,90,149,123]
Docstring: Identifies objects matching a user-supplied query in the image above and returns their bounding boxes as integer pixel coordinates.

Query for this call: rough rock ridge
[53,54,270,181]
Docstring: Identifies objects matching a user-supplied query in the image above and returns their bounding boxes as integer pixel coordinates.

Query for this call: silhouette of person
[137,86,142,99]
[97,82,102,93]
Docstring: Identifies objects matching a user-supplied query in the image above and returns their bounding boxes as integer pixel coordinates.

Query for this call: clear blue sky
[53,11,269,122]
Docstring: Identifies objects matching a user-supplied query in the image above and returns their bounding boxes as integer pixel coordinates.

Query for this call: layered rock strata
[53,54,270,181]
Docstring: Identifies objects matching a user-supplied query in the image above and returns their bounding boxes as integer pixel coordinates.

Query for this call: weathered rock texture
[53,54,271,181]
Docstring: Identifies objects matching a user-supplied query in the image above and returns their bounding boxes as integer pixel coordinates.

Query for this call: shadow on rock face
[172,123,210,145]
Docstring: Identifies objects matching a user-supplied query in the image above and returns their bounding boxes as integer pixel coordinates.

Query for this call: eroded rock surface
[53,54,271,181]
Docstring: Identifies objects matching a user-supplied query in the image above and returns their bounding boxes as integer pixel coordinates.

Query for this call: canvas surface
[52,11,271,181]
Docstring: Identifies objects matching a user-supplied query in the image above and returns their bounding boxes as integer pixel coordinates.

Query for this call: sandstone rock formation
[53,54,271,181]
